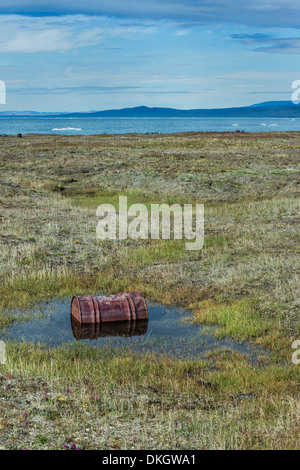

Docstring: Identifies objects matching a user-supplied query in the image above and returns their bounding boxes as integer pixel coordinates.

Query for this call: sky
[0,1,299,112]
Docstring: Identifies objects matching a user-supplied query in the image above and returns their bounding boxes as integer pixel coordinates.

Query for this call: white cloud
[174,29,190,36]
[0,15,103,52]
[0,14,156,53]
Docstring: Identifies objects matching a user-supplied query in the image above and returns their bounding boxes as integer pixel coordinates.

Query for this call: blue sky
[0,1,299,111]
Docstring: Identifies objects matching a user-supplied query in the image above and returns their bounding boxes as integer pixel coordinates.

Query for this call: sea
[0,116,300,135]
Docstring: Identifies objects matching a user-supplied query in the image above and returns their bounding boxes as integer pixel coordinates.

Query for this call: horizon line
[0,100,296,115]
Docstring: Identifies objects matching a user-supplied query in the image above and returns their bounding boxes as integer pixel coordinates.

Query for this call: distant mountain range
[0,101,299,118]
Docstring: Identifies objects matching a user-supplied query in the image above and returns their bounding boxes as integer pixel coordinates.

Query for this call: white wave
[268,123,278,127]
[52,127,82,131]
[232,123,239,127]
[260,123,267,126]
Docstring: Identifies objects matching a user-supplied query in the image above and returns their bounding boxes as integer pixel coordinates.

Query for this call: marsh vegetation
[0,131,299,449]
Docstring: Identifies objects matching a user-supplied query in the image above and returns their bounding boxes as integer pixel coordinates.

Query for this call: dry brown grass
[0,132,299,449]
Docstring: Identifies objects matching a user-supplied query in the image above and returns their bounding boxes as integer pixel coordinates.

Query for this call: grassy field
[0,131,299,450]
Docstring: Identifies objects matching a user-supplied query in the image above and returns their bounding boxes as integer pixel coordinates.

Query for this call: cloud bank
[1,1,300,28]
[231,32,300,54]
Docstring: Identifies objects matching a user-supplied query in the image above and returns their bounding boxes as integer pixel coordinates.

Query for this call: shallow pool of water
[0,297,266,360]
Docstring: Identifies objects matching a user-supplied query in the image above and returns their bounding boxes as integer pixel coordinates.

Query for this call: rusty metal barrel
[71,318,148,340]
[70,291,148,324]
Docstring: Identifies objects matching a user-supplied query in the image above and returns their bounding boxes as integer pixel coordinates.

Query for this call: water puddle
[0,297,267,360]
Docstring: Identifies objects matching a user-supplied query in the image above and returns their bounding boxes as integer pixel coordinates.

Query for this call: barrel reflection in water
[71,317,148,340]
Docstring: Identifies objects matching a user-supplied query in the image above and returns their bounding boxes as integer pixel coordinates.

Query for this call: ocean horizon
[1,116,300,135]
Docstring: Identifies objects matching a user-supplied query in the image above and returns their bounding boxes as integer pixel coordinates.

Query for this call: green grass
[190,298,271,340]
[67,187,199,210]
[0,132,299,449]
[119,239,200,267]
[0,269,102,327]
[0,342,299,450]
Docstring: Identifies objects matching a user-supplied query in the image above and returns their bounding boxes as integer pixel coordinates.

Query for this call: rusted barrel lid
[71,317,148,340]
[70,291,148,324]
